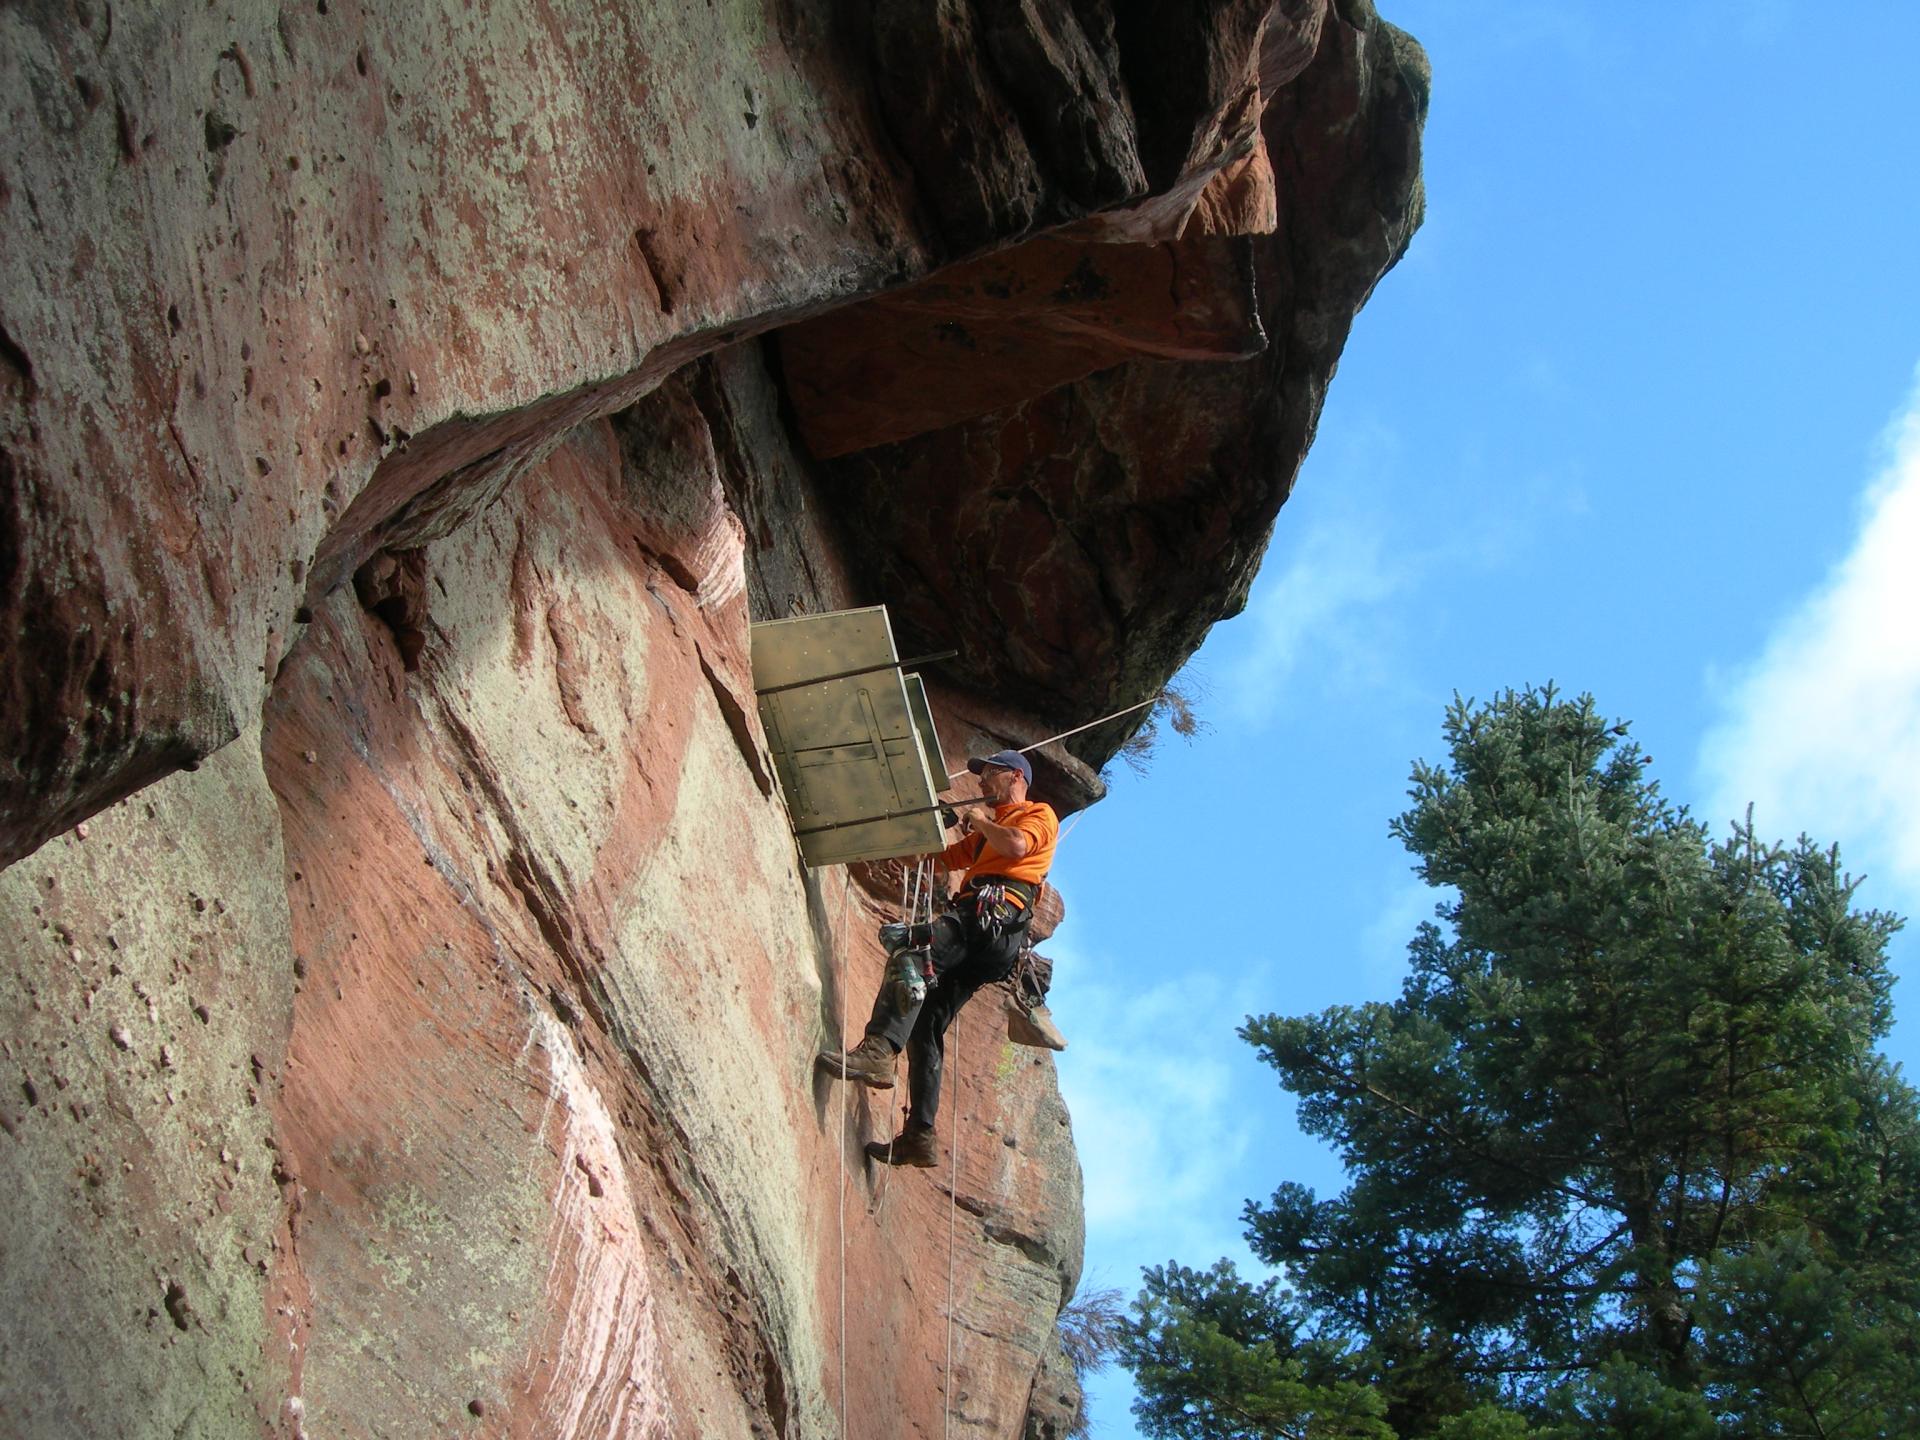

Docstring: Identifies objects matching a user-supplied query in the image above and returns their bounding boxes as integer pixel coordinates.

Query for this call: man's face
[980,763,1019,802]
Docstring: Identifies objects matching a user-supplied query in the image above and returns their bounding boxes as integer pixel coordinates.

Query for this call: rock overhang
[0,2,1426,1436]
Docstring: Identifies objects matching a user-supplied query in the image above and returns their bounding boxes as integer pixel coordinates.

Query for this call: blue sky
[1049,3,1920,1432]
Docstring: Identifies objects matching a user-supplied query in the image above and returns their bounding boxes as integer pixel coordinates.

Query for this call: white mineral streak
[530,1009,670,1437]
[690,505,748,611]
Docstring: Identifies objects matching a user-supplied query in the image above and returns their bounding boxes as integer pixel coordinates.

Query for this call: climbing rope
[835,867,853,1440]
[944,692,1162,786]
[876,857,966,1440]
[944,983,961,1440]
[1057,808,1087,846]
[890,858,926,1180]
[837,804,1087,1430]
[870,854,932,1217]
[822,684,1142,1428]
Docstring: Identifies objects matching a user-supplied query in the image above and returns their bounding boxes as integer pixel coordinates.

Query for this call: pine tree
[1123,686,1917,1437]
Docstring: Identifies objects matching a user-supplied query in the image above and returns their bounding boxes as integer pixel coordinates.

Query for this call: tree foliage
[1117,679,1209,775]
[1058,1284,1127,1438]
[1122,1261,1393,1440]
[1122,687,1918,1437]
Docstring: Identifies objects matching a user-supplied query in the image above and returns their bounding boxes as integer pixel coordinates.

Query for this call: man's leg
[819,915,970,1087]
[865,918,1022,1166]
[858,978,972,1169]
[903,924,1022,1130]
[864,914,967,1051]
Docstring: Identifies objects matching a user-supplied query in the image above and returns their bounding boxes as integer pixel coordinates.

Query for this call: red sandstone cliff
[0,2,1425,1436]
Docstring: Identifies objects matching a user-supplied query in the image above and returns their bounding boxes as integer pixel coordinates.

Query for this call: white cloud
[1050,939,1273,1271]
[1697,368,1920,905]
[1358,869,1443,1000]
[1217,417,1590,732]
[1220,512,1408,724]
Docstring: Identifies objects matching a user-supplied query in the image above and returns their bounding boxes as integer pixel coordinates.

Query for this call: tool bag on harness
[1005,947,1066,1050]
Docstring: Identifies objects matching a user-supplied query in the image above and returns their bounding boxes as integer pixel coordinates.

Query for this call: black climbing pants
[863,908,1024,1130]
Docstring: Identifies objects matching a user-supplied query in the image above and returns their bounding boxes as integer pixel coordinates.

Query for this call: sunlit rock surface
[0,0,1424,1434]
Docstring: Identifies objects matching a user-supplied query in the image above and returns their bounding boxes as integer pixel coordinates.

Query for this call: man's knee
[927,914,967,964]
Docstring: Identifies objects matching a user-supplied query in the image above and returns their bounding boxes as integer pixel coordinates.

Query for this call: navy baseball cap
[967,749,1032,785]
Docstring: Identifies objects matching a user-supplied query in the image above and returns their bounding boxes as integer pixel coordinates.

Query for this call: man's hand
[943,796,994,832]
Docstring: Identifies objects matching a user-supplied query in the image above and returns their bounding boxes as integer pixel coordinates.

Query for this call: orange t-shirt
[938,800,1058,891]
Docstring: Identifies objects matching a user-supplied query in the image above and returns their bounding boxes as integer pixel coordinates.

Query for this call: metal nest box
[749,606,949,867]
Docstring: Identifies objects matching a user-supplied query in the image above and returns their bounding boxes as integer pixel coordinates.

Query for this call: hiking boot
[865,1125,938,1168]
[817,1034,896,1088]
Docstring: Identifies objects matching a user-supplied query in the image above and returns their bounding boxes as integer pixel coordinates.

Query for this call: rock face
[0,2,1425,1437]
[810,3,1429,793]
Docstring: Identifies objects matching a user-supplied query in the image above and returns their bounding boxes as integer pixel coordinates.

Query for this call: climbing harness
[958,874,1035,943]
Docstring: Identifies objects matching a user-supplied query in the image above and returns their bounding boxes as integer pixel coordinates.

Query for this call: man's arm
[961,809,1031,860]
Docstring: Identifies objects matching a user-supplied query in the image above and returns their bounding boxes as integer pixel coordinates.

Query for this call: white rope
[835,867,853,1440]
[842,852,970,1433]
[871,855,928,1217]
[945,692,1161,785]
[828,810,1084,1440]
[944,978,960,1440]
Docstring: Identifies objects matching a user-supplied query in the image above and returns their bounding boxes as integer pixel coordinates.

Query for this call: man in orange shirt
[818,749,1059,1168]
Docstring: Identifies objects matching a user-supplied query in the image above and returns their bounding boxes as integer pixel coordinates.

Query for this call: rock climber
[818,749,1058,1168]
